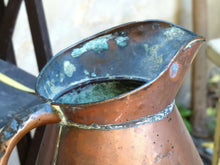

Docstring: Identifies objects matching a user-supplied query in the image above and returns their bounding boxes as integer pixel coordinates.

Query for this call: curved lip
[35,19,205,106]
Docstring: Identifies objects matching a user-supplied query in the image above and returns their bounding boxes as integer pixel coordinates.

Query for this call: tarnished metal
[0,20,204,164]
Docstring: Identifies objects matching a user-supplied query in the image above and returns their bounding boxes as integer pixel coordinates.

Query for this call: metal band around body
[58,100,175,130]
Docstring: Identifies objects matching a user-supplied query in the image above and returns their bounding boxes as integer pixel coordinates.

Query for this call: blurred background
[1,0,220,164]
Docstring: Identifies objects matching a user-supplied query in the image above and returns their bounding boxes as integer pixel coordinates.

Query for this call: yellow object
[202,142,214,149]
[209,74,220,83]
[0,72,35,94]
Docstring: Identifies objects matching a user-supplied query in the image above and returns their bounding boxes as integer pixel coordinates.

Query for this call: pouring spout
[169,36,205,82]
[35,20,205,125]
[184,37,205,50]
[36,20,205,102]
[183,37,205,60]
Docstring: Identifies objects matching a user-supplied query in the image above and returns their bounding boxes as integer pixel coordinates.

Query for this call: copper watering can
[0,20,205,164]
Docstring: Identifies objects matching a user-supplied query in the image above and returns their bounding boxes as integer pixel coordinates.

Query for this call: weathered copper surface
[0,103,60,164]
[0,20,204,164]
[56,106,201,164]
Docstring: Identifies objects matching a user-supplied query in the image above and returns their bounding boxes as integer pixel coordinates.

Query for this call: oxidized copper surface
[0,20,204,165]
[56,106,201,164]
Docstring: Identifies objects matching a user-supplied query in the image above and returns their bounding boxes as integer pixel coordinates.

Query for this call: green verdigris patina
[71,34,112,58]
[164,26,185,41]
[144,44,163,72]
[63,61,76,77]
[56,80,144,105]
[141,26,186,76]
[115,36,129,47]
[71,33,129,58]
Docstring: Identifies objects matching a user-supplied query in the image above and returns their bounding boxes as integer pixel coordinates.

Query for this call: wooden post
[25,0,53,70]
[207,38,220,165]
[213,95,220,165]
[23,0,53,164]
[191,0,208,137]
[0,0,21,64]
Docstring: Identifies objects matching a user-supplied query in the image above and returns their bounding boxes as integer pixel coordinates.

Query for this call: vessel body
[0,20,204,165]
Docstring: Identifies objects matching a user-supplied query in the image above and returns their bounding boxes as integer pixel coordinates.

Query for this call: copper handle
[0,103,60,165]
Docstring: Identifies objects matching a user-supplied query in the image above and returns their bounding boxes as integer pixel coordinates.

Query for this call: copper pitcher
[0,20,205,165]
